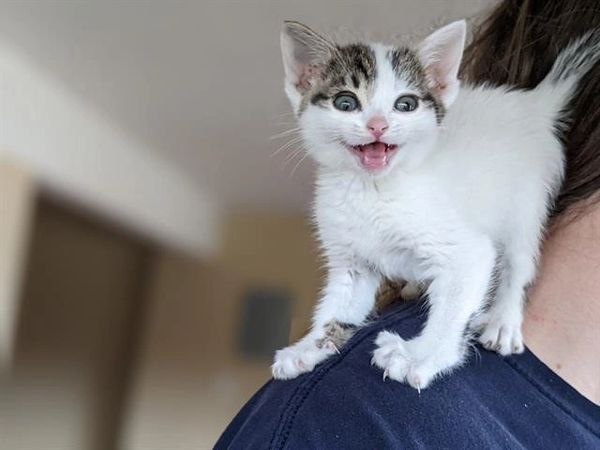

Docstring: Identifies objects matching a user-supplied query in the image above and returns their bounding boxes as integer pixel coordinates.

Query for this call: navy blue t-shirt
[216,300,600,449]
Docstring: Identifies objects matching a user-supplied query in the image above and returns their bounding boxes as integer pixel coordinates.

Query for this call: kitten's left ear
[418,20,466,107]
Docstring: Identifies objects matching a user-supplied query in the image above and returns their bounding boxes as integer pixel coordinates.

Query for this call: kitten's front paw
[371,331,461,391]
[371,331,417,387]
[475,312,524,356]
[272,343,336,380]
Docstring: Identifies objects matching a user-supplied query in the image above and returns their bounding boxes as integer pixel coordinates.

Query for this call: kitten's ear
[418,20,466,107]
[281,21,334,113]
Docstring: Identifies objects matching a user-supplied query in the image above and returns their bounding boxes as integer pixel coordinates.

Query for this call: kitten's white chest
[315,177,420,280]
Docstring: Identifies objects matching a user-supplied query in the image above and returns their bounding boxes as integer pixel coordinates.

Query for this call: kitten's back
[428,83,566,237]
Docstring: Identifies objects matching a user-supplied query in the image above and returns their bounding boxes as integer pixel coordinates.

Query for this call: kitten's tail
[536,29,600,97]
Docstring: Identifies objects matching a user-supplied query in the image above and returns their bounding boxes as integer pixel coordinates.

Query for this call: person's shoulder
[216,300,600,450]
[217,301,444,449]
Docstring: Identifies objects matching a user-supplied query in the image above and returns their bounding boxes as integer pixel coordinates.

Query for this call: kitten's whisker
[272,136,304,157]
[281,152,304,173]
[270,128,302,140]
[279,147,304,171]
[282,145,304,164]
[272,119,300,126]
[290,152,309,177]
[284,147,305,164]
[271,136,301,148]
[271,111,296,120]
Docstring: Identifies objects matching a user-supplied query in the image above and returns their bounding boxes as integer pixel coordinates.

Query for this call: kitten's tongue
[360,142,388,170]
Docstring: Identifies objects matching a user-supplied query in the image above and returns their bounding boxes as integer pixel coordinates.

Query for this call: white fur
[418,20,466,106]
[273,21,598,389]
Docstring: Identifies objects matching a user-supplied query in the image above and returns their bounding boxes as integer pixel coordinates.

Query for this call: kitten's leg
[474,238,538,355]
[373,237,496,390]
[272,268,379,379]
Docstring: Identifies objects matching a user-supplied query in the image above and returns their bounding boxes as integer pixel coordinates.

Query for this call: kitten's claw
[330,341,341,354]
[408,371,422,394]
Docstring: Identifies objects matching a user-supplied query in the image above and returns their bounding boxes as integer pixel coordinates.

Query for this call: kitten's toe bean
[478,317,524,356]
[272,343,336,380]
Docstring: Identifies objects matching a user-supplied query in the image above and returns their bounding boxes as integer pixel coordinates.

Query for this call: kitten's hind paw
[475,312,524,356]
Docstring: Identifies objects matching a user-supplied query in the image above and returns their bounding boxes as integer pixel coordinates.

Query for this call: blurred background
[0,1,489,449]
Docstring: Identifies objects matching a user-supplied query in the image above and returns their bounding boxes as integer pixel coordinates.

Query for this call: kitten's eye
[333,93,360,112]
[394,95,418,112]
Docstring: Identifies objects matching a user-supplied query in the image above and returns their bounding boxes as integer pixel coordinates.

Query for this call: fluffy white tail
[533,30,600,128]
[537,30,600,95]
[545,30,600,85]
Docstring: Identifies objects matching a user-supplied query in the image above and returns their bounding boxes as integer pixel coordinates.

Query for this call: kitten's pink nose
[366,116,389,139]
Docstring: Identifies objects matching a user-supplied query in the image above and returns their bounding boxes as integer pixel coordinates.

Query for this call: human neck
[524,205,600,405]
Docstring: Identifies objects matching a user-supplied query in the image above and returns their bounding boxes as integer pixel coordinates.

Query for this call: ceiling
[0,0,489,213]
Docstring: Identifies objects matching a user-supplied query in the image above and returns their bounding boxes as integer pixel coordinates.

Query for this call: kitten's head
[281,20,466,176]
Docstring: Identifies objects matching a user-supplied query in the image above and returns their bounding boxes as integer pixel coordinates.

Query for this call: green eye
[333,93,360,112]
[394,95,418,112]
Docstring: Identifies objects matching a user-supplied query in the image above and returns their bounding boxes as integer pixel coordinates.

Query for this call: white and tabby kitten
[273,20,600,389]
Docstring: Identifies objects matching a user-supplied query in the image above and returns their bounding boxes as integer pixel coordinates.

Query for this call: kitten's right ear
[418,20,467,108]
[281,21,334,113]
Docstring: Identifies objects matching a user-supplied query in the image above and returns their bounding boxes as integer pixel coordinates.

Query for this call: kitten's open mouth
[348,142,398,171]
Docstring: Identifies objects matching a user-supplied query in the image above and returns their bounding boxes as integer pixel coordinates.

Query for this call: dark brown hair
[461,0,600,220]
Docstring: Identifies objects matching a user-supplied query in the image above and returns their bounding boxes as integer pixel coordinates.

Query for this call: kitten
[272,20,600,389]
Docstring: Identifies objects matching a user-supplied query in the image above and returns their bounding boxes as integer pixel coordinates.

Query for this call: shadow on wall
[4,197,321,450]
[123,213,322,449]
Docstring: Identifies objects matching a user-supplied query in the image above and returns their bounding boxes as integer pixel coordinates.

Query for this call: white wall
[0,41,220,257]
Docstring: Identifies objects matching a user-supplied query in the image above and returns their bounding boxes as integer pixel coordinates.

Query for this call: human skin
[524,202,600,405]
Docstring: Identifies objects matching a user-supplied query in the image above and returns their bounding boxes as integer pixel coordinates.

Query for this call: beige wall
[218,213,321,340]
[0,169,354,449]
[4,199,150,450]
[4,205,321,449]
[0,40,220,257]
[0,160,35,369]
[122,213,321,449]
[121,252,266,450]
